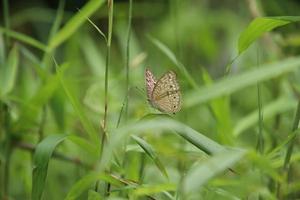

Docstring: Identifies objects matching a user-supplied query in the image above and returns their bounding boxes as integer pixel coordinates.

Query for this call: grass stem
[3,0,10,50]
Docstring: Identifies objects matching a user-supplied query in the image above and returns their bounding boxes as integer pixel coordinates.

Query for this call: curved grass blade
[32,134,68,200]
[233,97,297,136]
[148,36,199,89]
[181,149,245,197]
[0,44,19,96]
[99,116,226,173]
[131,135,168,179]
[238,16,300,55]
[55,61,100,148]
[133,183,176,197]
[185,57,300,108]
[49,0,105,50]
[64,172,123,200]
[0,27,47,51]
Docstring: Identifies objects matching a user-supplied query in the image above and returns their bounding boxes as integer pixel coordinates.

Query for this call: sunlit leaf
[238,16,300,54]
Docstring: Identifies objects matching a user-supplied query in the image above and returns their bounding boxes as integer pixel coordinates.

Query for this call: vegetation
[1,0,300,199]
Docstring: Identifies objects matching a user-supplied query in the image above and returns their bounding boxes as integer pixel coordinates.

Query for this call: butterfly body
[145,68,181,114]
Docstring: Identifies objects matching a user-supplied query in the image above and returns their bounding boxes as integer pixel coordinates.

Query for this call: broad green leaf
[233,97,297,136]
[100,116,225,172]
[88,190,103,200]
[131,135,168,178]
[0,27,47,51]
[32,134,68,200]
[148,36,199,89]
[238,16,300,54]
[0,44,19,96]
[55,62,100,147]
[185,57,300,108]
[182,149,245,196]
[49,0,105,50]
[65,172,124,200]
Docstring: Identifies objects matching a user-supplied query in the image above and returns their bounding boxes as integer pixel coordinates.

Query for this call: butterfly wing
[151,71,181,113]
[145,68,157,102]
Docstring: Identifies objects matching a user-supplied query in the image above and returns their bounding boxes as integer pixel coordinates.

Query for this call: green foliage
[1,0,300,199]
[238,16,300,55]
[32,134,68,200]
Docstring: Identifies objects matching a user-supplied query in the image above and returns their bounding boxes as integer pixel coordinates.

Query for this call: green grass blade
[100,116,226,172]
[32,134,68,200]
[64,172,123,200]
[182,149,245,197]
[131,135,168,179]
[148,36,199,89]
[185,57,300,108]
[0,44,19,96]
[55,62,100,147]
[0,27,48,51]
[238,16,300,55]
[49,0,105,50]
[234,97,296,136]
[133,183,176,197]
[202,68,233,144]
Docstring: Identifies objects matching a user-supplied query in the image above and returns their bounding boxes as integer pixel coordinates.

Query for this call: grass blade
[64,172,123,200]
[49,0,105,50]
[32,134,68,200]
[0,44,19,96]
[100,116,226,172]
[238,16,300,55]
[133,183,176,197]
[185,57,300,108]
[234,97,296,136]
[148,36,199,89]
[55,62,100,148]
[182,149,245,197]
[131,135,168,179]
[0,27,47,51]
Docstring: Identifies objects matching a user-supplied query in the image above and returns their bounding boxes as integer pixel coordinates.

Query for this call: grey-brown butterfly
[145,68,181,114]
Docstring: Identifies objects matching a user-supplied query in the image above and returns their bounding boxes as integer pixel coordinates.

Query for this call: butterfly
[145,68,181,114]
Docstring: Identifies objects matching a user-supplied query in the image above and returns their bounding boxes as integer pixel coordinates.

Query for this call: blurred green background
[1,0,300,199]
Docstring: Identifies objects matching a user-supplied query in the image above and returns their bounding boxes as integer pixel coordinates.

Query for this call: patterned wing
[145,68,157,102]
[151,70,181,113]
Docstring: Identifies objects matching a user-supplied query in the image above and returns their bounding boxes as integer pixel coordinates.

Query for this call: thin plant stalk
[3,0,10,51]
[42,0,65,70]
[124,0,132,120]
[283,101,300,170]
[101,0,114,153]
[276,101,300,198]
[96,0,114,194]
[256,47,264,154]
